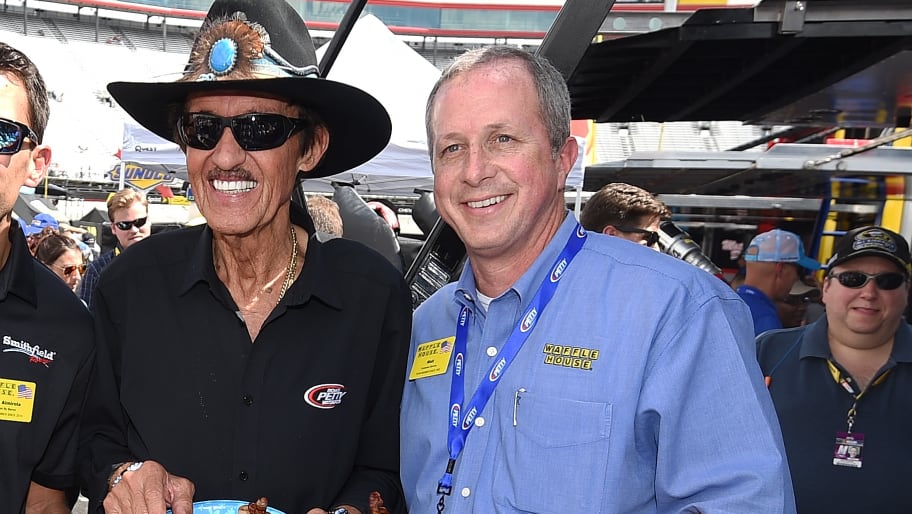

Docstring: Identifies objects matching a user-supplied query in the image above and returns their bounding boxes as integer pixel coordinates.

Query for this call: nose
[463,146,495,186]
[209,125,246,170]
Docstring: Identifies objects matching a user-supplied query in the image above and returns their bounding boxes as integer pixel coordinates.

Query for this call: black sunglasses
[781,290,821,306]
[829,271,907,290]
[614,225,660,247]
[178,112,309,151]
[55,263,86,277]
[114,217,148,231]
[0,117,38,154]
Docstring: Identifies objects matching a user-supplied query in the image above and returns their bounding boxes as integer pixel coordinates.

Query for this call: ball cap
[744,229,822,270]
[826,226,912,276]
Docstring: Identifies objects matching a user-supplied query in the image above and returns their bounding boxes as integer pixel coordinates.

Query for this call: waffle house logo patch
[542,344,599,370]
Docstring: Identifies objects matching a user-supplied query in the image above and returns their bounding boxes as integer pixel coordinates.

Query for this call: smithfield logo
[576,225,586,238]
[304,383,347,409]
[455,353,464,376]
[550,258,568,283]
[2,335,56,367]
[461,406,478,430]
[489,357,506,382]
[450,403,460,427]
[520,308,538,333]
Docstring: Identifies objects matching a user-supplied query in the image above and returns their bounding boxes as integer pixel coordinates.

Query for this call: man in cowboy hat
[79,1,410,513]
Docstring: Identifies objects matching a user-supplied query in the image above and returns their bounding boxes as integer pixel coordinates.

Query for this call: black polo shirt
[80,205,411,514]
[757,318,912,513]
[0,226,94,512]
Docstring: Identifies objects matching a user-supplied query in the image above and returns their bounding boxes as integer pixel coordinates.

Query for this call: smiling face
[823,255,909,348]
[183,91,328,237]
[428,60,576,265]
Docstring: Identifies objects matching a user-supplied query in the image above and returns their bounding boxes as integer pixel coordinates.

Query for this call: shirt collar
[0,226,37,306]
[799,316,912,363]
[177,202,337,306]
[454,211,577,312]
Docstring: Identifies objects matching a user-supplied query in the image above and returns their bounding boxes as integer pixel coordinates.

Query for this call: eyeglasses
[614,226,660,247]
[781,291,821,306]
[0,117,38,154]
[829,271,907,290]
[113,217,148,231]
[177,112,309,151]
[54,263,86,277]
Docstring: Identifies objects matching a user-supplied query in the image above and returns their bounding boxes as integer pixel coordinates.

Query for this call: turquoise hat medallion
[209,38,239,75]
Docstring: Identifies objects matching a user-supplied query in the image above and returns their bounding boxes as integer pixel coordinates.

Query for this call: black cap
[826,226,912,276]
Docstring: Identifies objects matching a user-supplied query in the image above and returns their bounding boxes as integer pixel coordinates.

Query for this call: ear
[22,144,51,188]
[602,225,619,236]
[297,126,330,173]
[555,136,577,186]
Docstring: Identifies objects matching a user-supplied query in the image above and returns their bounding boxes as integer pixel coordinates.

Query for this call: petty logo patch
[304,383,347,409]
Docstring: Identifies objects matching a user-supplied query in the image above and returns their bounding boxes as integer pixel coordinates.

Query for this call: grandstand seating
[0,5,779,188]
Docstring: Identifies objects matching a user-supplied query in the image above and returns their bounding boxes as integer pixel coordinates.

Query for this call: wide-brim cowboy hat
[107,0,391,179]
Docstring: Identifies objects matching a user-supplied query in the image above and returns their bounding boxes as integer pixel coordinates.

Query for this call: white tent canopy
[119,14,585,197]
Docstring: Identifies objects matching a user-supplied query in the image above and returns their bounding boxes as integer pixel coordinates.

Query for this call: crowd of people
[1,0,910,513]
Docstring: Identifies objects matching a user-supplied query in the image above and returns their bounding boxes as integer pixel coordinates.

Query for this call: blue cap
[744,229,821,270]
[24,213,59,236]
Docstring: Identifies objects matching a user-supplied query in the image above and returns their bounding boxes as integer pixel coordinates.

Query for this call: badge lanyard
[828,360,891,469]
[436,224,587,513]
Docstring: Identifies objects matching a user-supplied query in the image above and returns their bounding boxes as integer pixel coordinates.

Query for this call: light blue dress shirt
[401,212,795,513]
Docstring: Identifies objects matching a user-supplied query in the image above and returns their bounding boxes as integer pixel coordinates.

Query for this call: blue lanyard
[437,224,587,498]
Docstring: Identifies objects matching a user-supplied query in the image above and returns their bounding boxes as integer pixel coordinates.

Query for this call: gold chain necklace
[276,224,298,305]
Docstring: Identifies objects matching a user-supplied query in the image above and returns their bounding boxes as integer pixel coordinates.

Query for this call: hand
[103,460,195,514]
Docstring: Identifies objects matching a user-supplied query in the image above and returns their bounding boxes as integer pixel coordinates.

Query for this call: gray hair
[425,46,571,162]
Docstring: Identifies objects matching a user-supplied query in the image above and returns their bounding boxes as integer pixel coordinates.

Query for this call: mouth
[466,195,506,209]
[212,178,257,194]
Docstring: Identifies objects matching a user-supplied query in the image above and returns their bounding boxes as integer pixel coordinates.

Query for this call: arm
[643,294,796,513]
[330,277,412,514]
[24,482,69,514]
[78,286,194,513]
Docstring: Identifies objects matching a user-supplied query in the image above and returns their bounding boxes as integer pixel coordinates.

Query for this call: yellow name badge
[0,378,36,423]
[409,336,456,380]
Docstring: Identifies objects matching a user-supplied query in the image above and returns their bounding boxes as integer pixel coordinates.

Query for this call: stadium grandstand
[1,0,772,226]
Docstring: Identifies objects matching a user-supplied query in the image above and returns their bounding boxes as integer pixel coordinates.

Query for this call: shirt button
[461,487,471,497]
[474,416,485,427]
[239,470,248,481]
[242,394,253,406]
[486,346,497,357]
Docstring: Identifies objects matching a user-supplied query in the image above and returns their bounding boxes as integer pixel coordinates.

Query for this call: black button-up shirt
[81,206,411,513]
[0,226,94,512]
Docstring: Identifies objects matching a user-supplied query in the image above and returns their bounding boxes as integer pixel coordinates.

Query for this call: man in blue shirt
[737,229,821,335]
[400,46,795,513]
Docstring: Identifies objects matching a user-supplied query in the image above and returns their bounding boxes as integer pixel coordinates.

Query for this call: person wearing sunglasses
[0,42,95,513]
[34,231,86,294]
[78,188,150,310]
[736,228,823,335]
[579,182,670,251]
[79,2,409,514]
[775,277,823,329]
[757,225,912,512]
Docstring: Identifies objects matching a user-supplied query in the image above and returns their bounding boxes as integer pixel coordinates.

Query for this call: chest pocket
[492,389,612,511]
